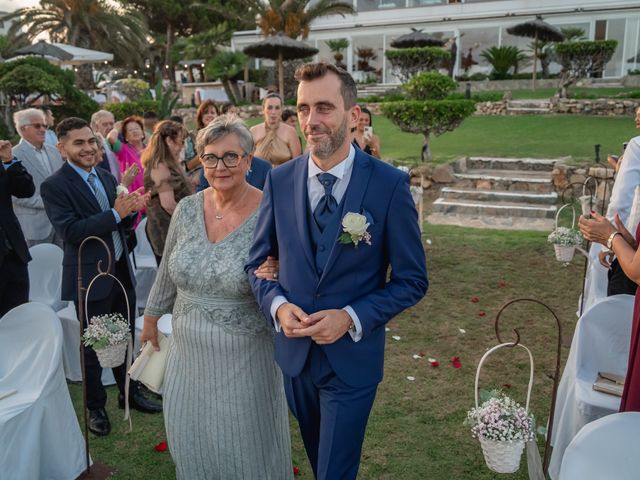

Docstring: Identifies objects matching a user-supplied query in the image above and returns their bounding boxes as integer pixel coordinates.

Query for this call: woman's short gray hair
[195,114,254,157]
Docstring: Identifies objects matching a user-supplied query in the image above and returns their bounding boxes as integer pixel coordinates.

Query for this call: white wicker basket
[474,343,534,474]
[552,203,578,263]
[479,436,526,473]
[554,244,575,263]
[95,341,128,368]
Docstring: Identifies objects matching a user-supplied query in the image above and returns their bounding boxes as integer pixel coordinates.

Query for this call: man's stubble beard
[309,115,349,160]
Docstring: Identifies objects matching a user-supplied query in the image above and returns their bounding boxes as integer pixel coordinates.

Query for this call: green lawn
[375,115,637,165]
[69,224,585,479]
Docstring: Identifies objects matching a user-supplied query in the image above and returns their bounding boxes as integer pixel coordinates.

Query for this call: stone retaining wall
[549,98,639,115]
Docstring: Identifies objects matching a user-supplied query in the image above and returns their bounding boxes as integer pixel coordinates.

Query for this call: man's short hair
[294,62,357,109]
[13,108,45,131]
[90,109,114,130]
[56,117,92,139]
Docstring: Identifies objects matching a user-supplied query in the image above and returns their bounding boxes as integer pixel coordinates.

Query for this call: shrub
[105,100,160,120]
[481,46,528,80]
[405,71,457,100]
[381,99,476,161]
[385,47,450,82]
[555,40,618,98]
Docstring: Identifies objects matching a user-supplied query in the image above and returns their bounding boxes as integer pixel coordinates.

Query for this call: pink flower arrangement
[465,392,535,443]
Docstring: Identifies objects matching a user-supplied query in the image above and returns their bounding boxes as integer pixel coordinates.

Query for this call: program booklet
[592,372,625,397]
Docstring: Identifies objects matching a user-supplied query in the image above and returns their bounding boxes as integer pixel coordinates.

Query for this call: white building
[232,0,640,83]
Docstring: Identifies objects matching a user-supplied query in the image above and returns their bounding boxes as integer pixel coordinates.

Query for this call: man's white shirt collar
[307,145,355,179]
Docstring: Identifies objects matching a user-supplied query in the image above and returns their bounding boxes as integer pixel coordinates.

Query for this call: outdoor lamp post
[594,144,601,163]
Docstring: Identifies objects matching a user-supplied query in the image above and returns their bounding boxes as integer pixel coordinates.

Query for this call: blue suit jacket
[41,162,136,302]
[246,149,428,387]
[197,155,272,192]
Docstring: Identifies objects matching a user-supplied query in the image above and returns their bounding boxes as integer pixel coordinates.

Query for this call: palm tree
[326,38,349,68]
[218,0,355,40]
[4,0,148,88]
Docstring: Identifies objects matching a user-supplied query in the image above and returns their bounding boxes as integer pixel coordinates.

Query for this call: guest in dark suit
[197,154,271,192]
[41,118,161,437]
[0,140,35,317]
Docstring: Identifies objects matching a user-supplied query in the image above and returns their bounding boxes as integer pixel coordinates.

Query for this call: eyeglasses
[200,152,244,168]
[26,123,47,130]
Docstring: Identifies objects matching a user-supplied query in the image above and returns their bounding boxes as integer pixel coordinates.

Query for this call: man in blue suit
[246,62,428,479]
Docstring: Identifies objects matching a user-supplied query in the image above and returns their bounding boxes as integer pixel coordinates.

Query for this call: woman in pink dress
[580,201,640,411]
[107,115,146,193]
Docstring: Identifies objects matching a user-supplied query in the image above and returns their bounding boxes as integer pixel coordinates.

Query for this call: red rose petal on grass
[499,280,507,288]
[419,352,426,357]
[471,296,480,303]
[154,441,168,452]
[429,360,440,367]
[451,356,462,369]
[502,383,512,389]
[478,311,486,317]
[293,466,301,475]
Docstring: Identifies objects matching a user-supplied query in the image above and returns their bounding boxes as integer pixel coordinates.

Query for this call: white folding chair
[28,243,66,312]
[0,303,86,479]
[559,412,640,479]
[130,217,157,313]
[549,295,634,479]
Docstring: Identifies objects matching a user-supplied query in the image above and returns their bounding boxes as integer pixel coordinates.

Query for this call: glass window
[459,27,500,76]
[604,19,626,77]
[357,0,403,11]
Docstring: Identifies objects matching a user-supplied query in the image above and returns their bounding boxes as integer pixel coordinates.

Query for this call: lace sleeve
[143,199,183,316]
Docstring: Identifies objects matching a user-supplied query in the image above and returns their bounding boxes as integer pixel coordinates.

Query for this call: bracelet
[606,231,621,250]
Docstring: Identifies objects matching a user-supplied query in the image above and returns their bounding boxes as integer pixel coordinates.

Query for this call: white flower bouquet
[547,227,582,247]
[465,391,536,473]
[82,313,130,368]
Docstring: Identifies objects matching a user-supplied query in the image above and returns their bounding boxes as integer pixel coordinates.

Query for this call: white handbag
[128,332,172,394]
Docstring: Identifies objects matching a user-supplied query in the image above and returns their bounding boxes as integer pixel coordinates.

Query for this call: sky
[0,0,38,12]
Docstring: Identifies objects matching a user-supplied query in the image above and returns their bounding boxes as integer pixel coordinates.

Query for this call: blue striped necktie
[87,172,124,260]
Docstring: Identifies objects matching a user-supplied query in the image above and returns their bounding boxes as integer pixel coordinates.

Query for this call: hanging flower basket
[95,341,128,368]
[82,313,130,369]
[466,343,536,474]
[548,204,582,264]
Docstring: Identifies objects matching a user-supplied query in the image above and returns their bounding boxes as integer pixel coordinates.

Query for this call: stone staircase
[506,99,551,115]
[357,83,398,98]
[428,156,563,231]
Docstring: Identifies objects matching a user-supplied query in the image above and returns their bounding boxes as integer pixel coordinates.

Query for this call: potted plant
[326,38,349,70]
[465,390,536,473]
[82,313,130,368]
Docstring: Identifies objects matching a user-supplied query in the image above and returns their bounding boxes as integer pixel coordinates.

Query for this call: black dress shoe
[88,408,111,436]
[118,389,163,414]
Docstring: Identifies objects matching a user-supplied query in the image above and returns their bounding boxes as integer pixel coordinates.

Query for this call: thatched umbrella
[244,33,318,99]
[390,28,445,49]
[507,15,565,89]
[13,40,74,61]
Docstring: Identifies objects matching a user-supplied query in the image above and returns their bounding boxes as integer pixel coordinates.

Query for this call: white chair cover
[0,303,86,479]
[133,313,173,354]
[56,303,115,385]
[27,243,67,312]
[131,217,157,313]
[580,242,608,315]
[559,412,640,480]
[549,295,634,479]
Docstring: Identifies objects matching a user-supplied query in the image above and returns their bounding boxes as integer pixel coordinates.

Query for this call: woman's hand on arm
[140,315,161,351]
[254,256,279,281]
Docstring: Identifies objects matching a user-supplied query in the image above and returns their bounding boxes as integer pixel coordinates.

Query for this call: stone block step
[453,169,555,193]
[506,107,551,114]
[431,198,557,219]
[440,187,558,205]
[508,100,551,107]
[462,157,558,172]
[426,212,555,231]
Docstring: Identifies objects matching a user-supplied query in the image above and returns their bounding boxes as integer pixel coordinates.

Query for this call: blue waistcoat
[307,195,346,277]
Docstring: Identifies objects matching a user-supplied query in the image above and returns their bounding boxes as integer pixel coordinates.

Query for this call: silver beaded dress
[144,192,292,480]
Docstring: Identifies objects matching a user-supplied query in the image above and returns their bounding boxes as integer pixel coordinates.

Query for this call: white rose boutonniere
[338,212,371,247]
[116,184,129,196]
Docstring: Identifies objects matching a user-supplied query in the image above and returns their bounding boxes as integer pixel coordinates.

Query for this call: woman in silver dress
[141,115,292,479]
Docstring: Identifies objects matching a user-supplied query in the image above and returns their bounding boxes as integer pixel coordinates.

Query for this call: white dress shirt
[269,145,363,342]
